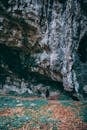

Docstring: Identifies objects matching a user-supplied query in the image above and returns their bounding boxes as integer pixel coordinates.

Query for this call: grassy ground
[0,94,87,130]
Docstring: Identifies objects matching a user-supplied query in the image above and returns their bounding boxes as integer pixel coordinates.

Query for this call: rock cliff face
[0,0,87,97]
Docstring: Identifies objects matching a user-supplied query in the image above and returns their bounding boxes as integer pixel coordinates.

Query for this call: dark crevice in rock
[0,0,9,9]
[78,33,87,63]
[80,0,87,16]
[58,0,67,4]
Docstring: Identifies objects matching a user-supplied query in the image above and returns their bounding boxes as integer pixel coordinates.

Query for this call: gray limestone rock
[0,0,87,97]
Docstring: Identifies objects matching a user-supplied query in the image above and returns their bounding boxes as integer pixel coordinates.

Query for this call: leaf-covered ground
[0,94,87,130]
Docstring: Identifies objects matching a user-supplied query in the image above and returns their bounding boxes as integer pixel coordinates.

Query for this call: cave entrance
[0,44,27,78]
[78,33,87,63]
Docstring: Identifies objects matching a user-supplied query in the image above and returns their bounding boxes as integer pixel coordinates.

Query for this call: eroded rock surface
[0,0,87,96]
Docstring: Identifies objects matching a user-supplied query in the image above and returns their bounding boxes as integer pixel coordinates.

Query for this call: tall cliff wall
[0,0,87,96]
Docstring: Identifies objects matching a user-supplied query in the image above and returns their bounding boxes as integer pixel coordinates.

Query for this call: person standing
[45,88,50,98]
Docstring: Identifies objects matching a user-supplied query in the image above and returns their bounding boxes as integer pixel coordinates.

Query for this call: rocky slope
[0,0,87,97]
